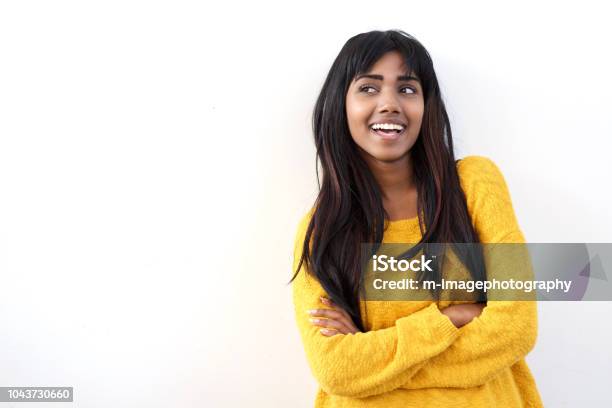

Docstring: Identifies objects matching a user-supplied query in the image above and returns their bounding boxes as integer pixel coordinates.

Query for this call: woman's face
[345,51,424,164]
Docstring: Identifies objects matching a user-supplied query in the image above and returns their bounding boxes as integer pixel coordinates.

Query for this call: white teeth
[371,123,405,131]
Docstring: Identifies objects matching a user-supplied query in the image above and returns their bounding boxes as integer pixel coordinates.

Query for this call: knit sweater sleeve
[291,212,460,398]
[400,156,539,389]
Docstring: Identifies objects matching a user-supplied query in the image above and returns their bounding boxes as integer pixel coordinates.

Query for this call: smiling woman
[346,55,424,164]
[288,29,543,407]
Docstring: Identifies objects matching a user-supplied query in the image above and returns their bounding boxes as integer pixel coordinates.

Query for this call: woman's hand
[441,302,487,328]
[308,297,362,336]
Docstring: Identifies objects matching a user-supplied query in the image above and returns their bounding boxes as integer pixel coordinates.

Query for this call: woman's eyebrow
[355,74,420,82]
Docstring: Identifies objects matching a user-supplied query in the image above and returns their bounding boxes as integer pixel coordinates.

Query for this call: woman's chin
[364,148,411,163]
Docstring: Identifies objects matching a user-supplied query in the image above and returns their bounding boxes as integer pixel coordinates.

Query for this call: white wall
[0,0,610,407]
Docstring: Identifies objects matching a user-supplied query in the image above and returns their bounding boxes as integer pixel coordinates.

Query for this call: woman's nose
[378,101,400,114]
[377,90,400,113]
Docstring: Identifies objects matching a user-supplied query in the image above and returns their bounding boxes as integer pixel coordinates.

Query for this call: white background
[1,1,611,407]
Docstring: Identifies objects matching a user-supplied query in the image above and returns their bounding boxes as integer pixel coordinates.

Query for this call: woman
[289,30,543,407]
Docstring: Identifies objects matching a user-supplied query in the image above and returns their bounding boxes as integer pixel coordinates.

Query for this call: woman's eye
[359,85,416,94]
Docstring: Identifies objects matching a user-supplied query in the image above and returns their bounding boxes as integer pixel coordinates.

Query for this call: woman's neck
[363,153,418,221]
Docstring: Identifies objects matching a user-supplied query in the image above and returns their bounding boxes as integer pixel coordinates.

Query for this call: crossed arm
[306,294,537,391]
[294,253,537,397]
[309,297,485,337]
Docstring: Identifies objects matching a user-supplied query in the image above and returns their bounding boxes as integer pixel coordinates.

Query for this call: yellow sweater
[291,156,544,407]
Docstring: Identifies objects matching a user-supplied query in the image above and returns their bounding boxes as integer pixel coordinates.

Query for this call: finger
[308,308,345,320]
[309,312,358,335]
[309,309,355,330]
[317,299,354,321]
[320,297,357,323]
[319,328,338,336]
[321,297,346,312]
[309,317,349,333]
[320,296,334,306]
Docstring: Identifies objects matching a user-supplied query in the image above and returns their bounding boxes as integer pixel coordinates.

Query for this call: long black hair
[289,30,486,332]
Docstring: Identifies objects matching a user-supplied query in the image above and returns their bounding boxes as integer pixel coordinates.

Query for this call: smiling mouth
[370,126,406,140]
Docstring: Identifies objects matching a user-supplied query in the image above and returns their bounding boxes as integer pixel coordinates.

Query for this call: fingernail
[307,309,316,315]
[309,318,319,324]
[320,297,329,304]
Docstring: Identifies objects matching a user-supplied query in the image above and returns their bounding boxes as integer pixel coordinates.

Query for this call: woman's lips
[370,127,405,141]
